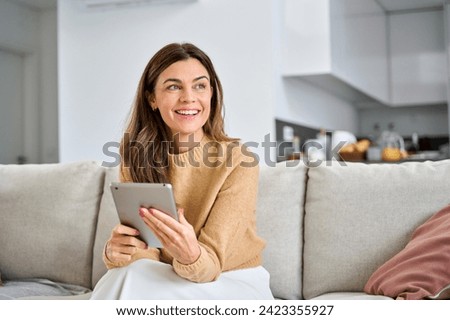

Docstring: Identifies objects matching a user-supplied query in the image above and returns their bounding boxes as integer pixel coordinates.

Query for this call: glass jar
[380,130,405,162]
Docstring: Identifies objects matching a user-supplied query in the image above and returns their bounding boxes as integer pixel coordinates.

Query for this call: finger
[107,237,148,262]
[106,241,133,262]
[141,216,173,249]
[146,207,180,230]
[113,223,140,236]
[112,253,133,262]
[109,225,148,248]
[142,207,177,224]
[148,222,171,246]
[106,248,133,262]
[137,209,173,248]
[178,208,190,226]
[151,212,182,239]
[143,211,176,239]
[109,243,138,255]
[139,208,172,233]
[112,235,148,249]
[140,209,180,247]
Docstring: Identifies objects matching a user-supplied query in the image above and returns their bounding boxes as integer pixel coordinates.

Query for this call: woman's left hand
[139,207,201,265]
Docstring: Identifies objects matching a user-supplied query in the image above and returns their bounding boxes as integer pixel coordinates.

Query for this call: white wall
[359,104,449,137]
[58,0,276,164]
[0,50,23,164]
[445,2,450,136]
[0,0,37,52]
[276,77,358,133]
[39,9,59,163]
[0,0,57,164]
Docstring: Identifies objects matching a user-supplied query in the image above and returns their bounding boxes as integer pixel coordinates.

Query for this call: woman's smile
[174,109,200,116]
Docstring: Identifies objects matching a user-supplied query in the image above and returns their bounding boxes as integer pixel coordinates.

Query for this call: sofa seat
[0,279,90,300]
[311,292,393,300]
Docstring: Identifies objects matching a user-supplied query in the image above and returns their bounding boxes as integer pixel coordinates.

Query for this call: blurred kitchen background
[276,0,450,163]
[0,0,449,165]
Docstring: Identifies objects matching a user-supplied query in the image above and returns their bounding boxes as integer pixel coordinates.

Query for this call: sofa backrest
[256,161,307,299]
[302,159,450,299]
[0,161,104,290]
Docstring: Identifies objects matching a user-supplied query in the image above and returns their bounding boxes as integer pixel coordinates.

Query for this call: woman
[91,43,273,299]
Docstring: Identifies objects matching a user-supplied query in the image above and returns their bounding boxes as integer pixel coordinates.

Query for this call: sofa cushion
[303,159,450,299]
[311,292,392,300]
[364,204,450,300]
[256,160,307,299]
[0,161,104,289]
[92,166,120,287]
[0,279,91,299]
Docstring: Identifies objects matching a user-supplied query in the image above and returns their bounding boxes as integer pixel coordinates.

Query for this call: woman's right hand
[105,224,148,264]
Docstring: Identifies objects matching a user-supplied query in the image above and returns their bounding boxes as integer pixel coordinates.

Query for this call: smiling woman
[120,43,233,183]
[90,43,273,300]
[149,58,212,153]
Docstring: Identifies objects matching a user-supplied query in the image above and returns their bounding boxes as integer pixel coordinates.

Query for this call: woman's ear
[145,91,157,111]
[150,100,157,111]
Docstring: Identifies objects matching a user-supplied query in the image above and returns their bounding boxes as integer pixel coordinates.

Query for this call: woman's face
[150,58,212,142]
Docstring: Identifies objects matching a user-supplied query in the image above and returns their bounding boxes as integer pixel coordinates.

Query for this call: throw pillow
[364,204,450,300]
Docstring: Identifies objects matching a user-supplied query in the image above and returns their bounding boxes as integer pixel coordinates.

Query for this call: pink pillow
[364,204,450,300]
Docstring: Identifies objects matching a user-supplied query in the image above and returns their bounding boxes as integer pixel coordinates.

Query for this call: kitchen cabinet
[389,10,447,106]
[283,0,447,107]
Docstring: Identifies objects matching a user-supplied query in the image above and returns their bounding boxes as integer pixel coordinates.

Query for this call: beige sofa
[1,159,449,299]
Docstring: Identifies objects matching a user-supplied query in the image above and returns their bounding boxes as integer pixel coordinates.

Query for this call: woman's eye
[167,85,181,91]
[194,83,207,90]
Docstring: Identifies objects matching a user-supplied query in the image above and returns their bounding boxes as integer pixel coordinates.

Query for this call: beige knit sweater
[103,136,265,283]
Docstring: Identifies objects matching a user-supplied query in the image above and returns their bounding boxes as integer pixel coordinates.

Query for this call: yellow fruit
[381,147,401,162]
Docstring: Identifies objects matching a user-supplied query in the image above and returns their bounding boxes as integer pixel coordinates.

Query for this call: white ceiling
[376,0,443,12]
[7,0,445,12]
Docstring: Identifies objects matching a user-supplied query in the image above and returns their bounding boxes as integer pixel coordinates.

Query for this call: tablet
[110,182,179,248]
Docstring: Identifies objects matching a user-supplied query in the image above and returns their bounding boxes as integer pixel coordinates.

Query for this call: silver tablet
[110,182,179,248]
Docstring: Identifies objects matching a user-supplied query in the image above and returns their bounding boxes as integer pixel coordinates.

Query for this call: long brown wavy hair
[120,43,235,183]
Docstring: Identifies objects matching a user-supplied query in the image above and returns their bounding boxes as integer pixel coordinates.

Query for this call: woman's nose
[180,88,195,103]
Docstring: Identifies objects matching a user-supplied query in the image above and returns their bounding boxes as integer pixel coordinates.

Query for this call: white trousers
[90,259,274,300]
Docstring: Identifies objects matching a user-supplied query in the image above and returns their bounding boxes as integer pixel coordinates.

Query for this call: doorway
[0,49,26,164]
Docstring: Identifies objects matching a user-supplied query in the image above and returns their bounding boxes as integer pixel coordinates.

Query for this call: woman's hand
[105,224,148,264]
[139,207,201,265]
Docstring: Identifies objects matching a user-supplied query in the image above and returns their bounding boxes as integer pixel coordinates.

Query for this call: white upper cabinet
[330,0,390,104]
[283,0,331,76]
[389,10,446,106]
[282,0,447,107]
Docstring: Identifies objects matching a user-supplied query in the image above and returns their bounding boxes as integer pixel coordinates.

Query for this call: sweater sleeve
[172,146,262,282]
[103,246,161,269]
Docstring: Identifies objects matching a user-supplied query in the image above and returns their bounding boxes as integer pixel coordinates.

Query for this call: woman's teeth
[175,110,199,115]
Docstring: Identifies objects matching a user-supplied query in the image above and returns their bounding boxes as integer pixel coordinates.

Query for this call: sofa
[1,158,449,300]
